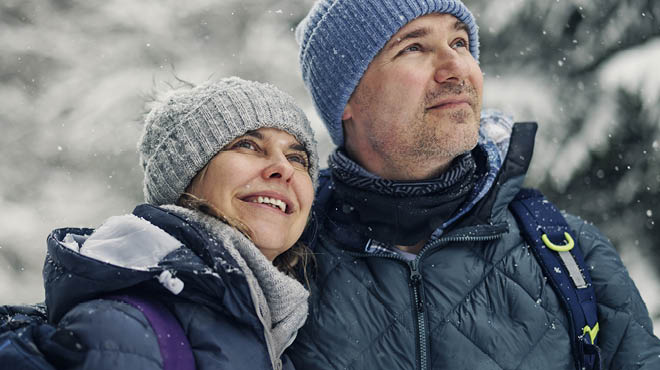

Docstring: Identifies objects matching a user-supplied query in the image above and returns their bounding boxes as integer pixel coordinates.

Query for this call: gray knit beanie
[138,77,319,206]
[295,0,480,146]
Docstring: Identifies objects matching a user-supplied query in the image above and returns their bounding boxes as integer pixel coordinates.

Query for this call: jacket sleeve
[56,298,164,370]
[0,327,57,370]
[571,216,660,369]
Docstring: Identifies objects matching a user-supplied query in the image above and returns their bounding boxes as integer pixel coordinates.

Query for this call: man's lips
[426,97,472,110]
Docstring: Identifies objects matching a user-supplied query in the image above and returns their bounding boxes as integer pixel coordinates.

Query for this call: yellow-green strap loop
[583,323,599,344]
[541,232,574,252]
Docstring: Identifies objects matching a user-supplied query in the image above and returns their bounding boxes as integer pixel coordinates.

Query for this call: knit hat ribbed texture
[138,77,319,206]
[295,0,480,146]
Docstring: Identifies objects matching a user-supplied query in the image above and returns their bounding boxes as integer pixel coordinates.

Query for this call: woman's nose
[262,154,295,182]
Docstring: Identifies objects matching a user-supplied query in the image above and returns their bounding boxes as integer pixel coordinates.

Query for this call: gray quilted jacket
[288,121,660,369]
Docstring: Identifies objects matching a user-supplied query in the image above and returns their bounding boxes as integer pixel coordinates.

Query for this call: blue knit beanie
[295,0,479,146]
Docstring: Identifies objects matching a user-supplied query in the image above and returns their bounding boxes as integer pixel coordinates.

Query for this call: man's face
[342,13,483,180]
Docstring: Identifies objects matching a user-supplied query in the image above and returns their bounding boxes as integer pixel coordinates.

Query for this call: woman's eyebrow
[244,131,264,139]
[289,143,307,153]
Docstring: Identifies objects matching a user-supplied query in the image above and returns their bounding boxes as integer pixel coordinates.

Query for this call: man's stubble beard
[369,83,481,175]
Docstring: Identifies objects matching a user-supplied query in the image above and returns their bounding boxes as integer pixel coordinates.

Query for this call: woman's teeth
[252,196,287,213]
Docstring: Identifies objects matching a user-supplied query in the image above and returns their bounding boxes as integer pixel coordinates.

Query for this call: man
[288,0,660,369]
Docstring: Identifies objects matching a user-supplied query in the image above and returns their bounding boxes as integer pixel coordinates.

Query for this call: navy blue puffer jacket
[1,204,307,370]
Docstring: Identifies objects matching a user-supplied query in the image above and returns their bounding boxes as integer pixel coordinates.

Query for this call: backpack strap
[105,295,195,370]
[509,188,601,370]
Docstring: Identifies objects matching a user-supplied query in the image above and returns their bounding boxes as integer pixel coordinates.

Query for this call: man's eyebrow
[385,21,469,51]
[454,20,469,35]
[386,27,430,51]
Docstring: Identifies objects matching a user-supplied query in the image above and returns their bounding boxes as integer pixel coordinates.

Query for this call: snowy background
[1,0,658,334]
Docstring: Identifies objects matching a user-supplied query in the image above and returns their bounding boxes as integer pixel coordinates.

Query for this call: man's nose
[432,47,468,84]
[261,153,295,183]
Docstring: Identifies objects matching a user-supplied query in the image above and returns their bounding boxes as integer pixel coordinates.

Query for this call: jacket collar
[313,113,537,254]
[43,205,254,324]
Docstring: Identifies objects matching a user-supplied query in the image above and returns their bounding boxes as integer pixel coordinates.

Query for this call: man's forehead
[386,13,467,48]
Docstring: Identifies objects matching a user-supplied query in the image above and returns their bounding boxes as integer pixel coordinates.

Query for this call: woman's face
[187,127,314,261]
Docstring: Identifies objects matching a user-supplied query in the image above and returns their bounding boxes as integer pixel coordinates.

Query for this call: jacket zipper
[409,258,428,370]
[411,233,503,370]
[344,229,505,370]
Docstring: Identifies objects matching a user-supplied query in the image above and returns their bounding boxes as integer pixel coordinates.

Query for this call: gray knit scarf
[162,205,309,370]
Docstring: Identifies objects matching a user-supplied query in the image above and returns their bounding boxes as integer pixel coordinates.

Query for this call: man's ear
[342,103,353,121]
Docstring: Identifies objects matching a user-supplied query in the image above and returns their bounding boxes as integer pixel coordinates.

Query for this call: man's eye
[403,44,421,53]
[452,38,468,49]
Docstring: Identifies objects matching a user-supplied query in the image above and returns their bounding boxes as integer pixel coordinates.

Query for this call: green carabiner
[541,232,574,252]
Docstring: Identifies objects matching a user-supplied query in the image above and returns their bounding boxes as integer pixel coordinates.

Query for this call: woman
[34,77,318,370]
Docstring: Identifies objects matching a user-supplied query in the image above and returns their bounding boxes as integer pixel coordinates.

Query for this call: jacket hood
[43,204,256,325]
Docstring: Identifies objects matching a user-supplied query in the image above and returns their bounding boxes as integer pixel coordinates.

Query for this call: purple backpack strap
[106,295,195,370]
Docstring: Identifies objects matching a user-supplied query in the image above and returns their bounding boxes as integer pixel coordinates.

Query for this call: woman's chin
[249,232,296,262]
[241,218,304,260]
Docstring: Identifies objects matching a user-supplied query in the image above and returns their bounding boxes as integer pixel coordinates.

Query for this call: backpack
[0,295,194,370]
[510,188,601,370]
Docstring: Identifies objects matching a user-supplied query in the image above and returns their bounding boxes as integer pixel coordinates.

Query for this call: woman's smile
[186,127,314,261]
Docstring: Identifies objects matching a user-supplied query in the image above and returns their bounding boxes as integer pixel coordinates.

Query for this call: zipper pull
[410,269,425,313]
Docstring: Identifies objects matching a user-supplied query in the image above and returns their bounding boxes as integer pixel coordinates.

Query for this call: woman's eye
[231,139,258,151]
[287,153,309,169]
